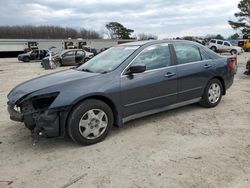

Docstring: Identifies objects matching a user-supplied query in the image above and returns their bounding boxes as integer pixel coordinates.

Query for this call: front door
[30,50,39,60]
[121,44,178,118]
[62,51,76,65]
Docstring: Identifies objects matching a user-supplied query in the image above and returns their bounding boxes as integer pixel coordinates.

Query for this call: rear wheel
[84,57,90,63]
[67,99,113,145]
[230,49,237,55]
[200,79,223,108]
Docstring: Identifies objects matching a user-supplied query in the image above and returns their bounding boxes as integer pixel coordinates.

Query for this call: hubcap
[79,109,108,140]
[208,83,221,104]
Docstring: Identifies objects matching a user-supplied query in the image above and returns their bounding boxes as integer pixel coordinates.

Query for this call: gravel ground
[0,55,250,188]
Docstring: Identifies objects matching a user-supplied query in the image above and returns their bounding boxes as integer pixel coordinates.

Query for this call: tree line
[0,25,101,39]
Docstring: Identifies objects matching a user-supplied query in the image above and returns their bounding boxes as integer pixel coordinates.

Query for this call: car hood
[7,69,99,104]
[235,46,243,50]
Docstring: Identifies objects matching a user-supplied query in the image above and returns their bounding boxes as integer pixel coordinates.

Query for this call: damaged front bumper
[7,102,23,122]
[7,94,63,138]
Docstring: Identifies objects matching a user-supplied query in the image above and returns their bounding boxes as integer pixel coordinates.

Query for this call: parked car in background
[7,40,236,145]
[54,49,94,66]
[194,39,206,46]
[208,39,244,55]
[18,49,48,62]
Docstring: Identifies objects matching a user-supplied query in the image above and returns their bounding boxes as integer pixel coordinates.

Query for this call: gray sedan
[7,40,236,145]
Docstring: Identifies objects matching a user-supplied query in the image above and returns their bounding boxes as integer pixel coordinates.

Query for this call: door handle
[165,72,176,78]
[204,64,212,69]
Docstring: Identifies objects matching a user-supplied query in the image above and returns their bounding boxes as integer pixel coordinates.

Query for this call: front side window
[224,42,231,46]
[64,51,75,57]
[131,44,171,71]
[174,44,201,64]
[31,50,38,55]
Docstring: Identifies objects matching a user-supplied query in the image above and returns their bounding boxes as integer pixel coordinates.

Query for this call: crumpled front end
[7,92,61,137]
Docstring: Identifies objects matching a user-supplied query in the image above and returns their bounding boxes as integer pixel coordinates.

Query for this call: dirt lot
[0,55,250,188]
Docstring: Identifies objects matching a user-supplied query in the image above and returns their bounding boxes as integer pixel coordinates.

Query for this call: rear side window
[174,44,202,64]
[132,44,171,70]
[210,40,216,43]
[217,41,223,45]
[199,48,211,60]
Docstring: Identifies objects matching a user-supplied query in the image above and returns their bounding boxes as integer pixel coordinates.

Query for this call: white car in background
[208,39,244,55]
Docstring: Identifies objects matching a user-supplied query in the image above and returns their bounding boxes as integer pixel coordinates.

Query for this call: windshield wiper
[101,71,108,74]
[81,68,93,73]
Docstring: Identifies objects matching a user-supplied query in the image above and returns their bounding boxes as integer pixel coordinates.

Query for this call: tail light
[227,56,237,71]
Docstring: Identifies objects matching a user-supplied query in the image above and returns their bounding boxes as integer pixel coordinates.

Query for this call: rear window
[210,40,216,43]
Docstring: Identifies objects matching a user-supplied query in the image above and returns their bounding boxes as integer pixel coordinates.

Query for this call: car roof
[62,49,83,53]
[211,39,223,41]
[120,40,202,47]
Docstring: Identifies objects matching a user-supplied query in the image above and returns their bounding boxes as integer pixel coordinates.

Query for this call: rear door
[76,50,85,64]
[173,43,214,102]
[121,44,178,118]
[216,40,224,52]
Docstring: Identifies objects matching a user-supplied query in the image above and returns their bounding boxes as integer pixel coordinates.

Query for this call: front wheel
[199,79,223,108]
[23,56,30,62]
[67,99,113,145]
[211,46,217,52]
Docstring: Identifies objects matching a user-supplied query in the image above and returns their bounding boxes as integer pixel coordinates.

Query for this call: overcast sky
[0,0,240,38]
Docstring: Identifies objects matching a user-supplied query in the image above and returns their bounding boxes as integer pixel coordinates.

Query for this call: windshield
[77,46,139,73]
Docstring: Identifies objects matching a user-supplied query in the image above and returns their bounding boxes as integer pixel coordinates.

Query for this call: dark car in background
[18,49,48,62]
[7,40,236,145]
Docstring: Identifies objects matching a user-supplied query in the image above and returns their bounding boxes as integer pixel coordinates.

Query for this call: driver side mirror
[127,64,146,74]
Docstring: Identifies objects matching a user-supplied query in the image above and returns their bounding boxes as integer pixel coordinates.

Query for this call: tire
[67,99,114,145]
[211,46,217,52]
[199,79,223,108]
[84,58,90,63]
[246,60,250,72]
[230,50,237,55]
[23,56,30,62]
